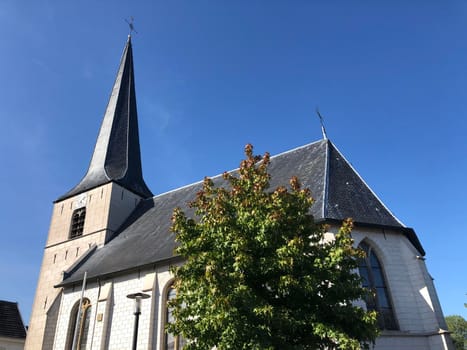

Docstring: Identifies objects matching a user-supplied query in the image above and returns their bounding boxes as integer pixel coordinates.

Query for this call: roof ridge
[322,139,330,218]
[149,139,328,201]
[269,139,325,161]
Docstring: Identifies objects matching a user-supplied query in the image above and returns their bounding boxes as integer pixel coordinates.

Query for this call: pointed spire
[57,36,152,202]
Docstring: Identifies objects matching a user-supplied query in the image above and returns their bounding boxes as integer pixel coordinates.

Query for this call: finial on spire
[316,107,328,140]
[125,16,138,36]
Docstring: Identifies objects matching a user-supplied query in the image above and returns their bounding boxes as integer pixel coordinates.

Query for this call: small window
[358,241,398,330]
[70,207,86,239]
[164,285,186,350]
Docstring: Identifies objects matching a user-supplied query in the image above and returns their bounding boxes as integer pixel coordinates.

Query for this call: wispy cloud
[139,99,177,133]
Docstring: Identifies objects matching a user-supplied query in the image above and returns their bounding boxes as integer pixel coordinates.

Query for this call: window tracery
[358,241,398,330]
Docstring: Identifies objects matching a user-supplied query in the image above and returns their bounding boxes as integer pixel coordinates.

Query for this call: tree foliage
[445,315,466,350]
[169,144,378,349]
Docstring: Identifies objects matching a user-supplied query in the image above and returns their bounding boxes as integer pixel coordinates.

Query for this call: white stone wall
[374,333,429,350]
[0,336,25,350]
[106,272,152,349]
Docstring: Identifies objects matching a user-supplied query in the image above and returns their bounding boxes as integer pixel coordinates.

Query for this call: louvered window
[69,207,86,239]
[358,241,398,330]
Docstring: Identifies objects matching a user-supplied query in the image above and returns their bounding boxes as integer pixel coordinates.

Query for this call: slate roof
[0,300,27,339]
[56,35,152,202]
[59,139,424,286]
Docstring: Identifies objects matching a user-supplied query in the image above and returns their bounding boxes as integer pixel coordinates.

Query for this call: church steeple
[57,36,152,202]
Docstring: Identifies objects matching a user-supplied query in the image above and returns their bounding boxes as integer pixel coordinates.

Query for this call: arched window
[358,241,398,330]
[65,298,92,350]
[70,207,86,239]
[164,285,186,350]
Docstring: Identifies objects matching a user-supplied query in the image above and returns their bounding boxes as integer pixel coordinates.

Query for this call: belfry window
[65,298,92,350]
[70,207,86,239]
[358,241,398,330]
[164,285,186,350]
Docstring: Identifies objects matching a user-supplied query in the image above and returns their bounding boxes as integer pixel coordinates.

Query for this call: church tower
[25,36,152,350]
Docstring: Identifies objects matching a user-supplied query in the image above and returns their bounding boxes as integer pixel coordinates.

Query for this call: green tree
[445,315,466,350]
[169,144,378,350]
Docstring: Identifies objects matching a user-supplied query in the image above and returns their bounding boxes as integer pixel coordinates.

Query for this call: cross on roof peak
[125,16,138,36]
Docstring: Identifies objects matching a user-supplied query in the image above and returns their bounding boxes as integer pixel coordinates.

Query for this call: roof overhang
[317,218,425,256]
[55,254,185,288]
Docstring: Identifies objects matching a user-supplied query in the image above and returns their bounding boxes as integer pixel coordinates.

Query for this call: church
[25,36,454,350]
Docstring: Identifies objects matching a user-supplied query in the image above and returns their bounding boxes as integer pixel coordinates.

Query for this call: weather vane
[315,107,328,140]
[125,16,138,36]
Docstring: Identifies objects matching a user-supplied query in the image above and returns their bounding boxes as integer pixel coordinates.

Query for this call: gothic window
[164,285,186,350]
[69,207,86,239]
[358,241,398,330]
[65,298,92,350]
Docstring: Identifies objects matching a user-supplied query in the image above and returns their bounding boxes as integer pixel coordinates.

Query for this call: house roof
[0,301,26,339]
[59,139,424,286]
[56,35,152,202]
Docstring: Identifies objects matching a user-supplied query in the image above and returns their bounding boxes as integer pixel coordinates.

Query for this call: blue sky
[0,1,466,323]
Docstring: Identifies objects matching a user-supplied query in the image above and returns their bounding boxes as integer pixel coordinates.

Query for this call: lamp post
[126,292,150,350]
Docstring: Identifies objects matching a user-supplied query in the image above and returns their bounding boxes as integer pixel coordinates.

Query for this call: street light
[127,292,151,350]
